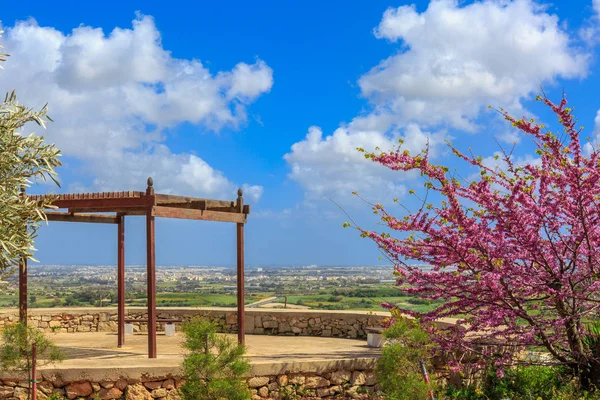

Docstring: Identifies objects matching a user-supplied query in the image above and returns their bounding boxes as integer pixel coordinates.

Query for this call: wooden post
[19,187,27,325]
[117,214,125,348]
[31,343,37,400]
[146,177,157,358]
[236,189,245,345]
[19,257,27,325]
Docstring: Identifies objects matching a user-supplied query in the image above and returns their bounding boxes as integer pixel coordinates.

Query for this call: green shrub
[375,316,437,400]
[180,316,251,400]
[446,365,600,400]
[0,322,64,400]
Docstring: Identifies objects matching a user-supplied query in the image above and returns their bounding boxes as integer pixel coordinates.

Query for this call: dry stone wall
[0,307,389,339]
[0,369,379,400]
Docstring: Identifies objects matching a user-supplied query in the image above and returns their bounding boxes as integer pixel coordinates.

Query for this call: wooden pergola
[20,177,249,358]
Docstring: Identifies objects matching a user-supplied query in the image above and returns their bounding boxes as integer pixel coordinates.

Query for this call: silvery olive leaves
[0,29,62,278]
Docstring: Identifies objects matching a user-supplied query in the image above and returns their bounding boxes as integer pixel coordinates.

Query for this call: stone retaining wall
[0,364,379,400]
[0,307,390,339]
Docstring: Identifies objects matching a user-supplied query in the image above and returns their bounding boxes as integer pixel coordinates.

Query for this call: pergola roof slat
[45,212,119,224]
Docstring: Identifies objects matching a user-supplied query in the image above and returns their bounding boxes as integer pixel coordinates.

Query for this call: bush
[180,316,251,400]
[446,365,600,400]
[375,316,437,400]
[0,322,64,400]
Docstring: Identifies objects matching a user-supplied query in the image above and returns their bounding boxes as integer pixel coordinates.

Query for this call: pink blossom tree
[356,95,600,387]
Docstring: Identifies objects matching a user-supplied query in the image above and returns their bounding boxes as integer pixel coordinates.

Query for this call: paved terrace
[8,332,381,381]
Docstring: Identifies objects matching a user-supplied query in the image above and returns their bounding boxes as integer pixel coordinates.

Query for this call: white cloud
[0,15,272,201]
[583,109,600,155]
[362,0,588,131]
[284,124,446,201]
[286,0,588,200]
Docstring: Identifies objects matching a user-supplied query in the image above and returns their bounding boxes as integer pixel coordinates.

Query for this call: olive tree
[0,29,62,278]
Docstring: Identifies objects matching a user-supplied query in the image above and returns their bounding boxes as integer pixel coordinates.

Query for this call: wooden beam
[152,206,247,223]
[46,196,153,210]
[45,212,119,224]
[69,207,147,215]
[155,194,233,208]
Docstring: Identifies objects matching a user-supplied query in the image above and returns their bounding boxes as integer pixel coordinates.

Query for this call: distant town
[0,264,439,312]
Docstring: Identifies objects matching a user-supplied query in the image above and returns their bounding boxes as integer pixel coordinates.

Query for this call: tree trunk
[580,359,600,390]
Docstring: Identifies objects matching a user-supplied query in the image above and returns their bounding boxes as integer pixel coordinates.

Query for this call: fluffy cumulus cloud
[363,0,588,131]
[0,15,272,201]
[284,124,445,201]
[286,0,588,201]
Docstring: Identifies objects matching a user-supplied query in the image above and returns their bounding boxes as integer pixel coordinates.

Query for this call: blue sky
[2,0,600,267]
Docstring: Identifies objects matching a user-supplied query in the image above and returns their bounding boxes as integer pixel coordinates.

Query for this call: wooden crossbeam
[45,212,119,224]
[69,207,147,215]
[152,206,247,223]
[155,194,233,208]
[47,196,154,210]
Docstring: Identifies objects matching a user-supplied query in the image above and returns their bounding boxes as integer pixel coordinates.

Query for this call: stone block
[257,386,268,397]
[99,387,123,399]
[277,375,288,387]
[151,388,167,398]
[162,379,175,389]
[263,320,278,329]
[351,371,367,386]
[305,376,329,389]
[330,370,352,385]
[248,377,269,388]
[125,383,152,400]
[66,382,93,399]
[245,315,255,334]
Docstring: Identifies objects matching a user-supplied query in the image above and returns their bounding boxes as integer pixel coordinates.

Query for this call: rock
[365,372,377,386]
[126,383,152,400]
[278,322,291,333]
[13,387,27,400]
[305,376,329,389]
[277,375,288,387]
[330,370,352,385]
[289,375,305,385]
[66,382,93,399]
[322,329,332,337]
[0,386,13,399]
[166,390,181,400]
[49,320,61,328]
[1,381,17,387]
[151,388,167,398]
[248,377,269,388]
[267,382,279,391]
[101,381,115,389]
[351,371,366,386]
[38,382,54,395]
[92,382,101,392]
[263,320,278,329]
[98,322,118,332]
[162,379,175,389]
[257,386,268,397]
[245,315,255,334]
[226,313,237,325]
[99,387,123,399]
[144,381,162,390]
[116,379,128,391]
